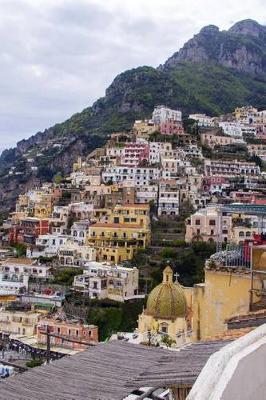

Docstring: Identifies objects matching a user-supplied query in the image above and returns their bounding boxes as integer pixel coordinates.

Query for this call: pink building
[203,176,229,193]
[160,121,184,136]
[230,191,266,205]
[121,143,149,167]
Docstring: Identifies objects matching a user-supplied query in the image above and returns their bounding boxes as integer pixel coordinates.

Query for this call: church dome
[146,266,187,319]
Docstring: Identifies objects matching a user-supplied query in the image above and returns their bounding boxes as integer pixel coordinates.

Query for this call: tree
[182,117,198,135]
[52,267,83,286]
[11,243,27,257]
[161,334,176,347]
[53,173,63,185]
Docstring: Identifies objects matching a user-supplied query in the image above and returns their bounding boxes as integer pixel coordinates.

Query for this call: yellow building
[96,245,134,264]
[193,246,266,341]
[88,204,151,263]
[231,225,258,244]
[88,222,150,263]
[138,266,192,343]
[133,119,158,139]
[34,194,53,219]
[138,247,266,346]
[0,306,45,336]
[111,204,150,229]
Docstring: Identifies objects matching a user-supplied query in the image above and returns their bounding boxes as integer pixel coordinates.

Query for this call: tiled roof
[3,258,35,265]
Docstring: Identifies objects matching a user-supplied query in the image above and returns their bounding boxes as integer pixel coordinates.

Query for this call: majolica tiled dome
[146,266,186,319]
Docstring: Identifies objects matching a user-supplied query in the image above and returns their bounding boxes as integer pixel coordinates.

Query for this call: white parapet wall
[187,324,266,400]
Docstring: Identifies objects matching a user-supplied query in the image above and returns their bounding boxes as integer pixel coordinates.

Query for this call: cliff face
[163,20,266,75]
[0,19,266,212]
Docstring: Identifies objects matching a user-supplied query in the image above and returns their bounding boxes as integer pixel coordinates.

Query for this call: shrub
[26,359,43,368]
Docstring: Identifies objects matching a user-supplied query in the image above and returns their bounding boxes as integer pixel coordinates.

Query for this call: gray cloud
[0,0,265,153]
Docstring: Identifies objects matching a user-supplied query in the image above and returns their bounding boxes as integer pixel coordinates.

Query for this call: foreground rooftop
[0,340,230,400]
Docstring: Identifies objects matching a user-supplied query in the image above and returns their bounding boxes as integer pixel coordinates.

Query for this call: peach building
[37,313,98,350]
[185,206,232,243]
[200,131,244,149]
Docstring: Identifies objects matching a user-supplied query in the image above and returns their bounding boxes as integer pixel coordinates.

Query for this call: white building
[0,258,51,294]
[0,271,28,295]
[27,234,69,258]
[149,142,173,164]
[182,145,203,159]
[161,156,178,178]
[135,185,158,204]
[204,159,260,177]
[158,180,179,216]
[152,105,182,124]
[49,206,69,235]
[0,258,51,279]
[219,122,243,137]
[189,113,215,127]
[240,125,257,137]
[58,240,96,267]
[71,220,91,244]
[106,146,124,159]
[72,261,140,302]
[102,166,160,186]
[68,202,94,220]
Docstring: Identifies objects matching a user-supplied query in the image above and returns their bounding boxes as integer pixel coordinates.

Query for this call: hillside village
[1,104,266,396]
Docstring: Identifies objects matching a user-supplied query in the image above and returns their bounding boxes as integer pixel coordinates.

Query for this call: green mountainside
[0,19,266,211]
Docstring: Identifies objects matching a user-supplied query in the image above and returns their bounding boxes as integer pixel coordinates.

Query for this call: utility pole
[147,330,151,346]
[46,326,51,364]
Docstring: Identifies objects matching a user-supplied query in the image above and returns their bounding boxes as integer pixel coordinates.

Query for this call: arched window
[239,231,244,237]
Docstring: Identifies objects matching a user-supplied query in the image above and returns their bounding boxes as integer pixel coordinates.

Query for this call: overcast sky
[0,0,265,153]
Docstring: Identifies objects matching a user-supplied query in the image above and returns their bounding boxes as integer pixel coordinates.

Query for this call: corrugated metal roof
[0,340,230,400]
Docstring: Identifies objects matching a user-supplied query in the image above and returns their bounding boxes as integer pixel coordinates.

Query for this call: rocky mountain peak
[229,19,266,39]
[199,25,220,35]
[163,19,266,75]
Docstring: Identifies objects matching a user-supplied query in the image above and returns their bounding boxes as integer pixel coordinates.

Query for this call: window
[209,220,216,226]
[195,219,200,225]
